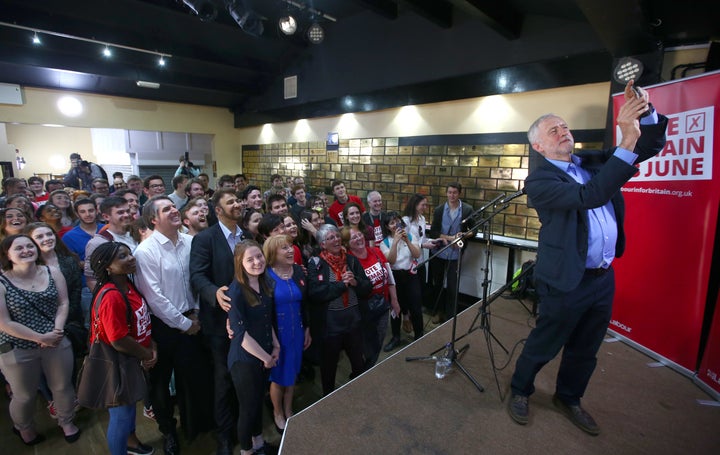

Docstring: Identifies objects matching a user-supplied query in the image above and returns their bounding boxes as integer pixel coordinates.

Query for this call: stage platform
[279,296,720,454]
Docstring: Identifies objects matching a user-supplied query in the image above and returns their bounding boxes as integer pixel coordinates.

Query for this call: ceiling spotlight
[307,22,324,44]
[279,15,297,35]
[32,32,41,45]
[158,55,166,66]
[102,45,112,57]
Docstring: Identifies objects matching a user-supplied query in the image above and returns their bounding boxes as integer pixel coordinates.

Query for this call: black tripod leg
[453,359,484,393]
[488,331,509,354]
[481,311,509,354]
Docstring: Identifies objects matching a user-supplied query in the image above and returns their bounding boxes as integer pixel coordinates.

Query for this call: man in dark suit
[189,188,243,455]
[507,81,668,435]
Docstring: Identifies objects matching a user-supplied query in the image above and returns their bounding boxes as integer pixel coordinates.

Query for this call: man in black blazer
[190,188,244,455]
[507,81,668,435]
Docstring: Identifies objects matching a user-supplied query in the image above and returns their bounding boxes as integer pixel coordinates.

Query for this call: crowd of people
[0,155,477,455]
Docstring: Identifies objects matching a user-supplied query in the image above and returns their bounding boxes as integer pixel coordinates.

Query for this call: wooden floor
[0,306,448,455]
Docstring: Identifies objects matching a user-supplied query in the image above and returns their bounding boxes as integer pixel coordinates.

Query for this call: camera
[397,219,407,230]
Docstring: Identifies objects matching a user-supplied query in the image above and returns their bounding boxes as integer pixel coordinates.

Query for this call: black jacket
[306,253,372,336]
[527,114,668,292]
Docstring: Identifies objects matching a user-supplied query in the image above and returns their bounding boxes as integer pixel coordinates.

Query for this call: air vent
[284,75,297,99]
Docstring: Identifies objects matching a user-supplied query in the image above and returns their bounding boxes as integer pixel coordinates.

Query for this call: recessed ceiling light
[57,96,84,117]
[136,80,160,89]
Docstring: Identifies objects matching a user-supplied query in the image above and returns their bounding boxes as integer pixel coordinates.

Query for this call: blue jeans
[107,404,136,455]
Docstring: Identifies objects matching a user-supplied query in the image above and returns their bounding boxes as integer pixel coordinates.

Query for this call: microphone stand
[405,204,500,393]
[445,202,513,398]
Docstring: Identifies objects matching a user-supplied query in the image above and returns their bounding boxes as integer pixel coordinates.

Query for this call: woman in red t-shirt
[342,226,400,369]
[88,241,156,455]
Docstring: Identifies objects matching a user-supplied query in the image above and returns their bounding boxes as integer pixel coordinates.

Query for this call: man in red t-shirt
[327,179,365,227]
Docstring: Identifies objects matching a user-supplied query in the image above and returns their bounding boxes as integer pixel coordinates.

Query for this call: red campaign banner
[698,292,720,395]
[610,71,720,373]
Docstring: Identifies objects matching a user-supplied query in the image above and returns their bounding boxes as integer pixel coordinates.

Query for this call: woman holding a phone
[379,210,425,352]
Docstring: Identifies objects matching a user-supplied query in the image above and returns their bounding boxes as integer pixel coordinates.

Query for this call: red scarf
[320,249,349,307]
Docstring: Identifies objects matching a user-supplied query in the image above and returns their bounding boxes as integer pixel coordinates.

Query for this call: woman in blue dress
[263,234,310,434]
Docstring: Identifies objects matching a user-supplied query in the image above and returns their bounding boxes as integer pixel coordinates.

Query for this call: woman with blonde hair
[263,234,310,433]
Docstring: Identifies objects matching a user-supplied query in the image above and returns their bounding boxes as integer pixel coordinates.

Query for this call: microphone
[462,193,505,224]
[499,187,526,204]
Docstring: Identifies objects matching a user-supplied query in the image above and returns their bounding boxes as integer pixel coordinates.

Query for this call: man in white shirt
[134,196,212,453]
[84,196,137,291]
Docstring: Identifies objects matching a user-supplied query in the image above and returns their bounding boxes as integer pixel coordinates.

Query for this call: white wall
[0,87,238,181]
[236,82,611,145]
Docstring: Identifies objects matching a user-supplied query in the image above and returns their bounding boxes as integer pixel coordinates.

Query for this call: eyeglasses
[149,184,165,189]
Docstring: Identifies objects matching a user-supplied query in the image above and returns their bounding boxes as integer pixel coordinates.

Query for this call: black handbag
[365,293,391,321]
[76,288,146,409]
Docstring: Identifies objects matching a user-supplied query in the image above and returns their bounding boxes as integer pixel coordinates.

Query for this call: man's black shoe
[507,394,529,425]
[162,432,179,455]
[552,395,600,436]
[383,336,401,352]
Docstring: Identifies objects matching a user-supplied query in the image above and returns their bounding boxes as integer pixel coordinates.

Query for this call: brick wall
[242,137,602,242]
